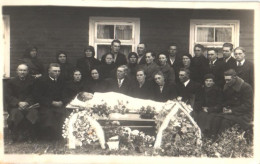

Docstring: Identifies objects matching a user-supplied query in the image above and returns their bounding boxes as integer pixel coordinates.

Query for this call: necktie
[209,61,213,68]
[118,79,122,88]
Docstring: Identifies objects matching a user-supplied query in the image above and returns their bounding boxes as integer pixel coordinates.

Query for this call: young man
[109,39,127,67]
[137,43,147,65]
[222,43,236,70]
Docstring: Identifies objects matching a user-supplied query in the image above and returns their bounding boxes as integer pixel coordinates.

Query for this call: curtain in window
[115,25,132,40]
[215,28,232,42]
[97,25,114,39]
[197,27,214,42]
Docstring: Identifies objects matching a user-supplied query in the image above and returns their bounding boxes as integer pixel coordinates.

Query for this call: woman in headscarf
[56,51,74,81]
[19,46,45,79]
[76,46,101,81]
[127,52,139,82]
[85,67,107,93]
[99,52,116,79]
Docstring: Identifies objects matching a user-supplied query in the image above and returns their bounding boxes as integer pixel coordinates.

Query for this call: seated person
[209,69,253,138]
[85,68,107,93]
[5,64,38,141]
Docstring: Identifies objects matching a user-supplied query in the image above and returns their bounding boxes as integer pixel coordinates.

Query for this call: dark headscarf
[84,46,95,58]
[23,46,38,58]
[56,51,68,64]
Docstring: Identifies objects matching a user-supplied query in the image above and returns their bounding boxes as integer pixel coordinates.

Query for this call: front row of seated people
[5,63,253,142]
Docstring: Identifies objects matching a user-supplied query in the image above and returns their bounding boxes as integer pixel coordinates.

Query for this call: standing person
[167,43,182,70]
[76,46,101,81]
[5,64,38,142]
[127,52,139,81]
[191,44,209,84]
[140,51,160,82]
[137,43,147,65]
[234,47,254,88]
[207,48,225,88]
[193,74,223,134]
[152,71,177,102]
[210,69,253,137]
[102,39,127,68]
[86,68,107,93]
[56,51,74,81]
[34,63,66,140]
[99,52,116,79]
[157,53,175,84]
[106,65,132,95]
[175,53,193,83]
[62,69,86,105]
[130,69,154,100]
[176,68,202,107]
[222,43,236,70]
[19,46,45,79]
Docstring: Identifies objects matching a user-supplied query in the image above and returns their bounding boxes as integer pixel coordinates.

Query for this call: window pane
[97,25,114,39]
[197,27,214,42]
[97,45,132,60]
[215,27,232,42]
[115,25,133,40]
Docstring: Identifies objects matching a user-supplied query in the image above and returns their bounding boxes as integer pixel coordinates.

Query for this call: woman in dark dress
[99,52,116,79]
[76,46,101,80]
[56,51,74,81]
[130,69,153,100]
[62,69,86,105]
[86,68,107,93]
[19,46,45,79]
[127,52,139,81]
[193,74,223,135]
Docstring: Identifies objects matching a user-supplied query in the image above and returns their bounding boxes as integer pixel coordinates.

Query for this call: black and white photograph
[1,0,259,163]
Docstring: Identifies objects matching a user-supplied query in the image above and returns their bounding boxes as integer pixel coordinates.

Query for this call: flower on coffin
[139,106,156,119]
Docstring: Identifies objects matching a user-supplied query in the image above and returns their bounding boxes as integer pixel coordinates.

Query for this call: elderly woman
[140,51,160,82]
[130,69,153,100]
[19,46,45,79]
[86,68,107,93]
[76,46,101,80]
[157,53,175,84]
[56,51,74,81]
[99,52,116,79]
[127,52,139,81]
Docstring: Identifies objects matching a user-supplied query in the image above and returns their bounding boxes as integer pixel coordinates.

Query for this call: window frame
[2,15,10,78]
[189,19,240,56]
[89,17,140,59]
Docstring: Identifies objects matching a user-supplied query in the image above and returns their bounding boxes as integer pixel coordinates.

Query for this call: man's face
[234,49,245,62]
[194,47,203,57]
[179,71,189,83]
[145,53,154,64]
[137,44,146,55]
[73,71,82,82]
[58,54,67,64]
[154,74,165,86]
[207,50,217,62]
[91,69,99,80]
[117,67,126,79]
[30,48,37,58]
[111,42,121,53]
[205,78,215,88]
[49,66,61,79]
[222,47,232,59]
[129,55,137,64]
[168,46,177,56]
[159,54,167,65]
[17,65,29,79]
[224,75,236,86]
[136,71,146,83]
[182,56,191,66]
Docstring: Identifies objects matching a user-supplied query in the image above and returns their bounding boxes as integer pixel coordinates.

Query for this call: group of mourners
[4,39,254,143]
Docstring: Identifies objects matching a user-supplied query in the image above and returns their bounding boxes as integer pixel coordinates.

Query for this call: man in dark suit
[167,43,182,70]
[207,48,225,88]
[190,44,209,84]
[5,64,38,142]
[110,39,127,68]
[234,47,254,88]
[106,65,131,95]
[176,68,202,107]
[153,71,177,102]
[34,63,66,140]
[222,43,236,70]
[137,43,147,65]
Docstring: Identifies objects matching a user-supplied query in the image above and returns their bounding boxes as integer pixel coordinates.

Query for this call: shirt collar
[225,56,232,62]
[183,79,190,87]
[49,76,56,81]
[237,59,245,65]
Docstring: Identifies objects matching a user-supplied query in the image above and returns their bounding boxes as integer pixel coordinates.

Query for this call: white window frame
[189,19,240,56]
[89,17,140,58]
[2,15,10,78]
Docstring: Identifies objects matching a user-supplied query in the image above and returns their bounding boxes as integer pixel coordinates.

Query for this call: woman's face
[129,55,137,64]
[105,54,113,64]
[136,71,146,83]
[91,69,99,80]
[182,56,191,67]
[58,54,67,64]
[85,49,93,58]
[159,54,167,65]
[145,53,154,64]
[205,78,215,88]
[30,48,37,58]
[73,71,82,82]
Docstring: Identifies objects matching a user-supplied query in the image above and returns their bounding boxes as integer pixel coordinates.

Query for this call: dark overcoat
[76,57,101,80]
[190,55,209,84]
[208,59,226,88]
[235,60,254,88]
[130,80,154,100]
[105,77,132,95]
[152,82,178,102]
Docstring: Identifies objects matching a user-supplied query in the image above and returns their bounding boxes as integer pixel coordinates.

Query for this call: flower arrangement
[139,106,156,119]
[110,100,129,114]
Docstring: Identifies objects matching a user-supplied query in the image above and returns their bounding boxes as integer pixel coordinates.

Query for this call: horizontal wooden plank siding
[3,7,254,76]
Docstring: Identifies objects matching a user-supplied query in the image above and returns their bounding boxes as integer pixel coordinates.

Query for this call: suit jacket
[235,60,254,88]
[130,80,154,100]
[140,62,160,82]
[138,55,146,65]
[113,52,127,68]
[76,57,101,80]
[159,64,176,84]
[221,56,236,71]
[152,82,178,102]
[191,55,209,84]
[106,77,132,95]
[208,59,226,88]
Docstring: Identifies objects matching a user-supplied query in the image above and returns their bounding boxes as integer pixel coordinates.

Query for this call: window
[89,17,140,60]
[2,15,10,78]
[189,19,240,56]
